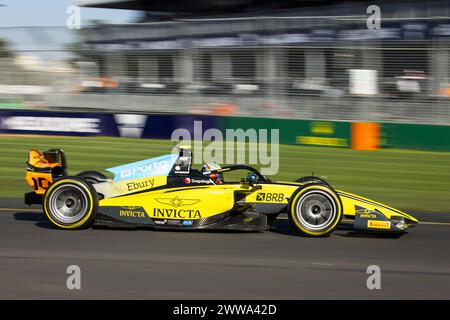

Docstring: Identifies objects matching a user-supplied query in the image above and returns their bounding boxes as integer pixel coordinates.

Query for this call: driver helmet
[201,162,224,184]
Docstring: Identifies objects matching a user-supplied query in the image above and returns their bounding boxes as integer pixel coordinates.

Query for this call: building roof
[76,0,355,13]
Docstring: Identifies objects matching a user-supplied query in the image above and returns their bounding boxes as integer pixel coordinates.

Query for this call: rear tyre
[288,184,342,237]
[43,177,98,229]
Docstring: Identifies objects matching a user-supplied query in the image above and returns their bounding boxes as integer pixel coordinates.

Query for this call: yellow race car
[25,147,418,237]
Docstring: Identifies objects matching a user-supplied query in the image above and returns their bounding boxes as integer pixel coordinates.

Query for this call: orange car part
[26,149,61,194]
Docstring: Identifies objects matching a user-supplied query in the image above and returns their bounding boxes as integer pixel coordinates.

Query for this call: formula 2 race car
[24,146,418,237]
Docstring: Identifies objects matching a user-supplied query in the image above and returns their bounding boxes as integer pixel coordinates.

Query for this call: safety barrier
[0,110,449,151]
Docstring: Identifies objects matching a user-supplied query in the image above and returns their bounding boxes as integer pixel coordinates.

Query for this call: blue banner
[0,110,223,140]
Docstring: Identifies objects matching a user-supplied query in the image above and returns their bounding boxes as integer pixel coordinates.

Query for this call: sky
[0,0,139,59]
[0,0,137,27]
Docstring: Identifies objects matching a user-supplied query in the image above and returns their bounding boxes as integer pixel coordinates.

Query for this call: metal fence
[0,21,449,124]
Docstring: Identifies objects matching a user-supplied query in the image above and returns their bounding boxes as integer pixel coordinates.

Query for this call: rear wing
[25,149,67,204]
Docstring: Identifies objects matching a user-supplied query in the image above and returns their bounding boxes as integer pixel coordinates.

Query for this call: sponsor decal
[296,136,348,147]
[120,161,169,179]
[359,213,377,219]
[155,196,200,208]
[153,208,202,219]
[106,154,177,181]
[355,205,377,218]
[367,220,391,230]
[166,219,181,226]
[126,178,155,192]
[256,192,285,202]
[119,206,147,218]
[119,210,146,218]
[182,177,213,185]
[190,178,214,185]
[121,206,141,210]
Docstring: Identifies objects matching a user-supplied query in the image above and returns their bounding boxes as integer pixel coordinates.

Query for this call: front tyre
[288,184,342,237]
[43,177,98,229]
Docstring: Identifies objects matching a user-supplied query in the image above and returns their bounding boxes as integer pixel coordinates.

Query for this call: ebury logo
[310,122,335,135]
[126,178,155,192]
[153,208,201,219]
[155,196,200,208]
[114,114,147,138]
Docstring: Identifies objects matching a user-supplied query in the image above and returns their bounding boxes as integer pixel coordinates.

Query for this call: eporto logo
[155,196,200,208]
[114,114,147,138]
[120,161,168,179]
[107,154,177,182]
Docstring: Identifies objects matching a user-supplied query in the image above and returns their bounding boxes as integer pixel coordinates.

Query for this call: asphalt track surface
[1,199,450,299]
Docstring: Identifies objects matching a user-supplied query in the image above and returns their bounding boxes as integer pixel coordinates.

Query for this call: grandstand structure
[7,1,450,123]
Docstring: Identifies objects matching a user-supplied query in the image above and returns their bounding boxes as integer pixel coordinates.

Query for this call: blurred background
[0,0,449,123]
[1,1,450,301]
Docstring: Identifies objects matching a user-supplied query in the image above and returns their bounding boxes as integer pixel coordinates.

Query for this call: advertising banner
[0,110,224,141]
[2,110,448,151]
[223,117,351,147]
[0,110,118,137]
